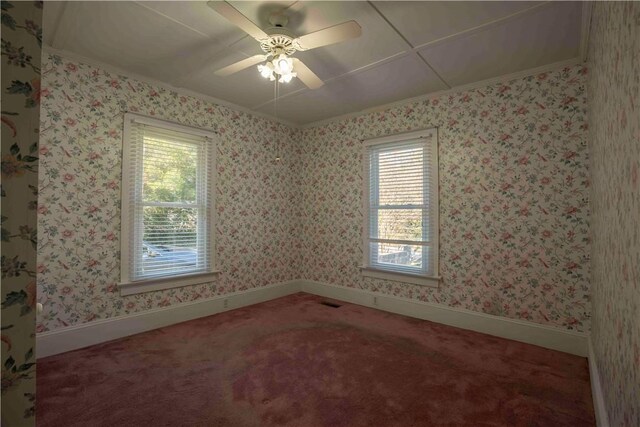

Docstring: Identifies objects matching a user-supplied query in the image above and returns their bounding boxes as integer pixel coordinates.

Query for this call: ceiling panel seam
[250,0,562,110]
[133,1,264,86]
[366,0,451,89]
[133,0,257,86]
[411,1,553,52]
[133,1,212,39]
[170,36,254,87]
[411,52,450,89]
[299,56,581,128]
[249,50,411,110]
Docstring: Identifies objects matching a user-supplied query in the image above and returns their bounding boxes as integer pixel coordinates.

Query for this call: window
[120,113,217,295]
[362,129,439,287]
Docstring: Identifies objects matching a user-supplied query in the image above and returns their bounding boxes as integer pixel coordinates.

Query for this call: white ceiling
[43,1,587,126]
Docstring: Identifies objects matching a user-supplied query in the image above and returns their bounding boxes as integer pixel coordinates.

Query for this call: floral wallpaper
[296,64,591,332]
[38,52,592,339]
[28,3,640,424]
[1,0,42,424]
[587,2,640,426]
[37,52,299,333]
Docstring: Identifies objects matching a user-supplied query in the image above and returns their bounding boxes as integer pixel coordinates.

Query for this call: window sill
[361,267,440,288]
[119,270,221,296]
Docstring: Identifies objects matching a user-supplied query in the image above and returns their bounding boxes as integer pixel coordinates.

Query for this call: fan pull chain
[274,78,281,162]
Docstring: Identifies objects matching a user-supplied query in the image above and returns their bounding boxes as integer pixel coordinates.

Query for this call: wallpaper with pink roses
[38,51,592,338]
[37,52,300,333]
[587,2,639,426]
[296,64,591,333]
[30,4,640,424]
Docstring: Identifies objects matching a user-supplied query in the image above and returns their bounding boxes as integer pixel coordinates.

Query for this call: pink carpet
[37,293,594,426]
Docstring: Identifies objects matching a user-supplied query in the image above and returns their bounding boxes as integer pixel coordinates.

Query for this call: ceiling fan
[208,1,362,89]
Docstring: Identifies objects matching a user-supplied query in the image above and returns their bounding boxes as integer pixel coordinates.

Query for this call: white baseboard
[300,280,588,356]
[37,279,589,359]
[36,280,301,358]
[588,337,610,427]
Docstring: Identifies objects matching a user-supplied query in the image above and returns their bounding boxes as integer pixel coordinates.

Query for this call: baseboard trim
[37,279,589,359]
[588,337,610,427]
[36,280,301,358]
[300,280,588,356]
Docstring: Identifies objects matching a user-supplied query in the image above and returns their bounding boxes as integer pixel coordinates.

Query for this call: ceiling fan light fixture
[259,53,296,82]
[279,71,297,83]
[257,63,275,79]
[209,1,360,90]
[275,54,293,75]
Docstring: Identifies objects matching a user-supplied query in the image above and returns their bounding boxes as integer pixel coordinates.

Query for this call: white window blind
[121,114,215,283]
[364,129,438,278]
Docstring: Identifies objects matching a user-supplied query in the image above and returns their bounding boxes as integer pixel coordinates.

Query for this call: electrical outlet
[373,296,378,306]
[223,299,229,309]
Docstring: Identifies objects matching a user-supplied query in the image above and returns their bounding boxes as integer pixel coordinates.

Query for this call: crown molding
[42,45,300,129]
[300,56,584,129]
[42,47,584,131]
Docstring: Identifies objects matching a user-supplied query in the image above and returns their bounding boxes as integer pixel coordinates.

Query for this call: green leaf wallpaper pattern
[1,0,42,425]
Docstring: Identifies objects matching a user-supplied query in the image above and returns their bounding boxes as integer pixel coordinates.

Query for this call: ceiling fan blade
[294,21,361,51]
[215,54,267,77]
[207,1,268,41]
[292,58,324,90]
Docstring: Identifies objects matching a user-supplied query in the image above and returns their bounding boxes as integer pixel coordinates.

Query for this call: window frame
[361,128,440,288]
[119,113,219,296]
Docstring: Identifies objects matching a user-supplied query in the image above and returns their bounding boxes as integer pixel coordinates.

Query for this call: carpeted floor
[37,293,595,426]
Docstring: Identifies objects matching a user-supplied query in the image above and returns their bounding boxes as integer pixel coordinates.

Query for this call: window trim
[119,113,219,295]
[361,128,440,288]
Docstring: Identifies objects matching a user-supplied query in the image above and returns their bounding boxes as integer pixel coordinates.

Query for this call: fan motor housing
[260,33,297,56]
